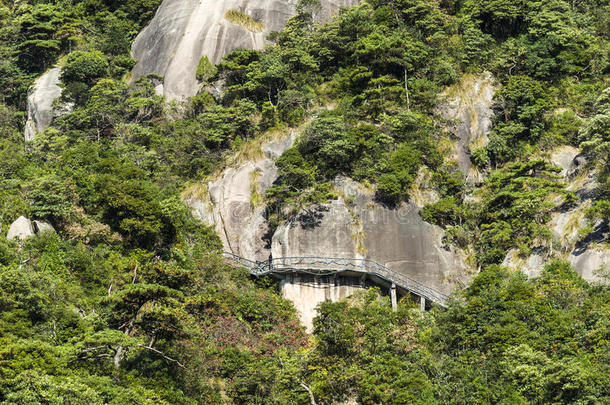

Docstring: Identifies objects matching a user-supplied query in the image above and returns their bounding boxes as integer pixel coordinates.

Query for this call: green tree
[62,51,110,104]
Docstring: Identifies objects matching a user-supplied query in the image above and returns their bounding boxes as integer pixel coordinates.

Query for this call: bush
[420,197,460,227]
[62,51,109,85]
[62,51,109,104]
[471,147,490,168]
[376,173,403,206]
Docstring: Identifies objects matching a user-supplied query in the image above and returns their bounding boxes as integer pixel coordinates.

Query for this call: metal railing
[223,252,449,307]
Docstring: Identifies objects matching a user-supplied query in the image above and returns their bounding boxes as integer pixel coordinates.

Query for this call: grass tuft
[225,10,265,33]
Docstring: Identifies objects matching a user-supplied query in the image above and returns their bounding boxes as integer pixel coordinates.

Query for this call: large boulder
[24,67,63,141]
[6,216,35,241]
[6,217,56,241]
[131,0,359,100]
[33,220,56,235]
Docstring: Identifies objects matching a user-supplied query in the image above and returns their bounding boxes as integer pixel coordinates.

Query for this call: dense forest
[0,0,608,403]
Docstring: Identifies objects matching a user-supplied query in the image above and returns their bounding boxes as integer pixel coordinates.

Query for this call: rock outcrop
[569,248,609,281]
[6,216,35,241]
[131,0,359,99]
[438,72,496,183]
[24,67,63,141]
[184,133,297,261]
[185,138,470,329]
[501,147,609,282]
[6,216,56,241]
[272,178,468,294]
[33,220,56,235]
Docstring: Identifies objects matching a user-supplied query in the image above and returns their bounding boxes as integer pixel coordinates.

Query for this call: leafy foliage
[0,0,608,402]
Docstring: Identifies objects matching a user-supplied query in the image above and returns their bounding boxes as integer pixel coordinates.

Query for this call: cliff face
[131,0,359,100]
[183,74,497,327]
[271,177,467,294]
[184,133,297,261]
[437,72,495,183]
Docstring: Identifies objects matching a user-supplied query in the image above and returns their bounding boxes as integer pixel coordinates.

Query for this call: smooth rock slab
[569,248,609,282]
[272,178,468,294]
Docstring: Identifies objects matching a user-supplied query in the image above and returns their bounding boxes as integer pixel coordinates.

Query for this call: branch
[137,344,185,369]
[69,345,115,363]
[132,264,139,283]
[299,382,318,405]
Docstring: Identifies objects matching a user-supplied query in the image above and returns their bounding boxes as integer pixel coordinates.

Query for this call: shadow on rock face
[572,220,609,256]
[296,206,330,229]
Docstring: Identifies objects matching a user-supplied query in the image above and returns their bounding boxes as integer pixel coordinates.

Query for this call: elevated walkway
[223,252,449,308]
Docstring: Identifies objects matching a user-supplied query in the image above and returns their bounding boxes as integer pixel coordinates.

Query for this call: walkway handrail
[222,252,449,307]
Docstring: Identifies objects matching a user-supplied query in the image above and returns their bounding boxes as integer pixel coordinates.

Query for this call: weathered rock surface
[6,216,35,241]
[438,72,496,183]
[6,217,56,241]
[24,67,63,141]
[33,220,55,234]
[184,133,296,261]
[501,248,546,279]
[272,178,468,294]
[131,0,359,99]
[281,274,367,332]
[550,145,584,178]
[270,178,469,327]
[501,148,609,282]
[569,248,609,281]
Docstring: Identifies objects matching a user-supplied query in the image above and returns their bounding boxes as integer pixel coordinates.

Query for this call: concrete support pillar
[420,296,426,312]
[390,283,397,312]
[360,274,366,288]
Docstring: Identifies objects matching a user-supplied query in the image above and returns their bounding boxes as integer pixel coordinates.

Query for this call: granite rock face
[6,216,35,241]
[271,178,468,328]
[272,178,467,294]
[438,72,496,183]
[184,134,296,261]
[569,248,609,281]
[550,145,584,178]
[24,67,63,141]
[131,0,359,100]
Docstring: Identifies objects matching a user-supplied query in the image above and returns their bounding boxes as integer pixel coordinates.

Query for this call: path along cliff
[183,74,502,328]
